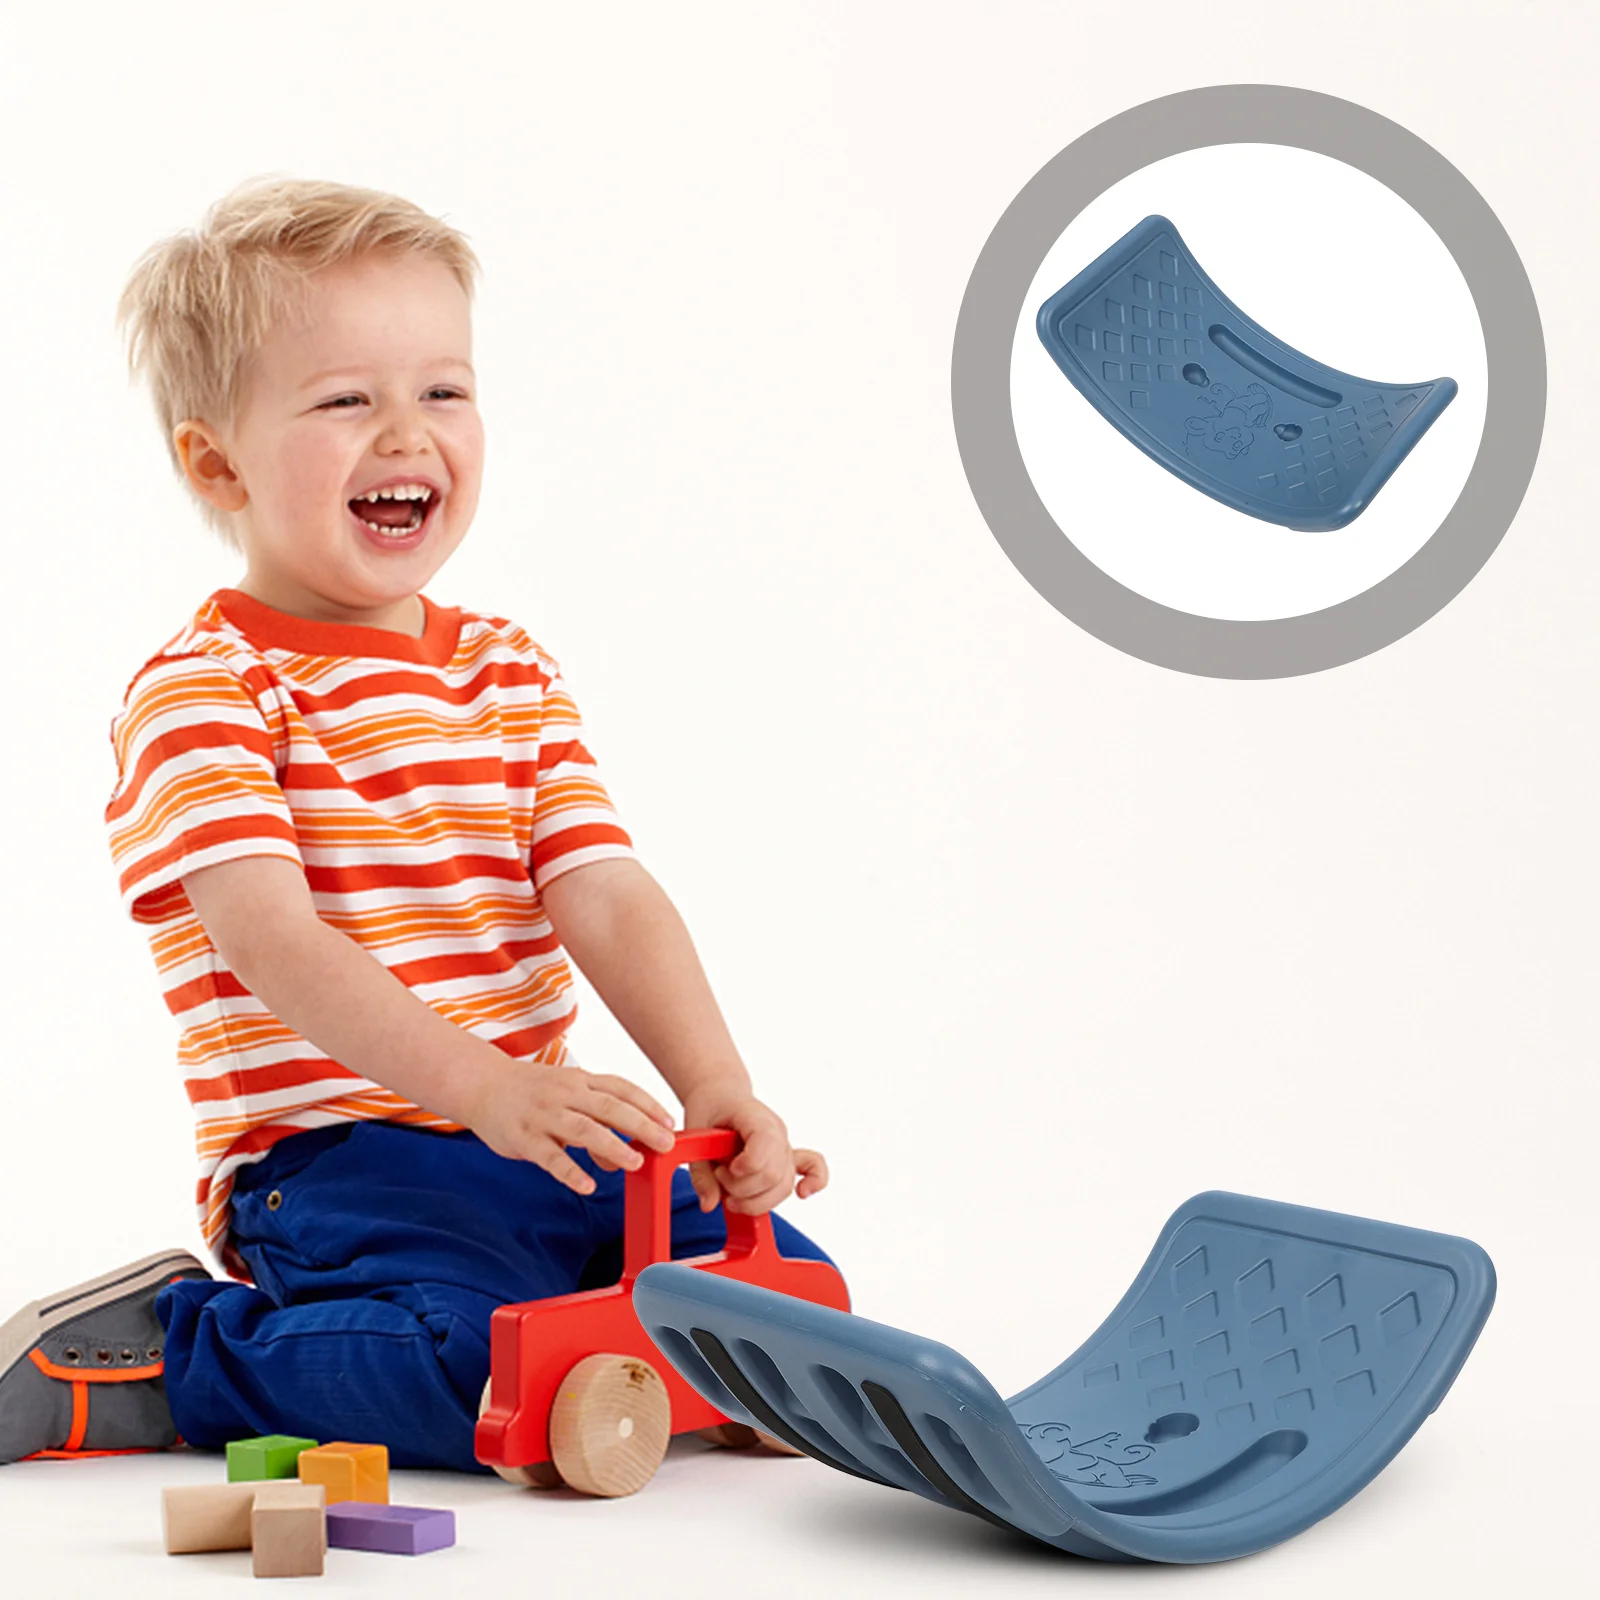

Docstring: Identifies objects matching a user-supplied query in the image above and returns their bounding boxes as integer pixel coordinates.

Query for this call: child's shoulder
[453,605,563,677]
[115,594,272,712]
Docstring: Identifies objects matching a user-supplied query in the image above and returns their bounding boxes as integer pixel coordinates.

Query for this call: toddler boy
[0,178,829,1472]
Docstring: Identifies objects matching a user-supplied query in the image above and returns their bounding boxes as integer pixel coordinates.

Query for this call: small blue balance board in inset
[634,1191,1494,1563]
[1034,216,1457,532]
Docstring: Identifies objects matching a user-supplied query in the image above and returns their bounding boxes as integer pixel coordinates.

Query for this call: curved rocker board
[633,1192,1494,1563]
[1034,216,1458,532]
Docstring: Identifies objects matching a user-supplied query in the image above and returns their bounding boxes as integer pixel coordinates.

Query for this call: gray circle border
[952,85,1547,678]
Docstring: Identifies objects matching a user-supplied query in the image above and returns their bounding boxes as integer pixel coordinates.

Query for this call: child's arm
[179,855,678,1194]
[539,857,829,1215]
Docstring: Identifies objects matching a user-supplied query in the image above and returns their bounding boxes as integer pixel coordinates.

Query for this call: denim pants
[155,1122,831,1472]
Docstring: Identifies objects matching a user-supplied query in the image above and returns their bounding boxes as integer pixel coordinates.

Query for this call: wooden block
[254,1481,327,1513]
[326,1502,455,1556]
[297,1441,389,1504]
[162,1482,258,1553]
[252,1487,326,1579]
[227,1433,319,1482]
[161,1481,324,1556]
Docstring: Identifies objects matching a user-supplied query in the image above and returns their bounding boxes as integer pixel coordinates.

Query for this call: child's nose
[374,402,431,453]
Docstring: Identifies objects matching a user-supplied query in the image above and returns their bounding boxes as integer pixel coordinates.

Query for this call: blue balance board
[1034,216,1457,532]
[634,1191,1494,1563]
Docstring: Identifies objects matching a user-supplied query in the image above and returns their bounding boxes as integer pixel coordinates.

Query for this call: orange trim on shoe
[20,1349,171,1458]
[19,1446,168,1460]
[28,1348,164,1383]
[63,1382,88,1451]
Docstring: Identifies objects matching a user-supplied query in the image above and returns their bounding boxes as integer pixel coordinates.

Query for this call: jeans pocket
[230,1130,355,1274]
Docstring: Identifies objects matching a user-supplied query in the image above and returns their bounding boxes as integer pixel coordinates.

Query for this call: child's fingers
[588,1074,676,1132]
[793,1148,829,1197]
[723,1170,796,1216]
[726,1124,786,1182]
[712,1161,762,1199]
[560,1111,645,1173]
[537,1144,598,1196]
[582,1088,676,1153]
[688,1159,721,1212]
[715,1154,785,1200]
[725,1148,828,1210]
[716,1151,796,1211]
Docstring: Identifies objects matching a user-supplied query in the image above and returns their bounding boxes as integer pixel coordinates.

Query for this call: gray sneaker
[0,1249,211,1463]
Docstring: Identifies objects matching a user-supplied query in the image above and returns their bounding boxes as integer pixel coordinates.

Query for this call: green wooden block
[226,1434,319,1482]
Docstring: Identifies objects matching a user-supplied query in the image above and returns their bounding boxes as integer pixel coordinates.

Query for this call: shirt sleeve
[105,652,305,924]
[528,660,637,892]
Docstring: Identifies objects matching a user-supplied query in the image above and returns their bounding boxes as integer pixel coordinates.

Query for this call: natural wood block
[297,1441,389,1504]
[161,1481,324,1558]
[227,1434,319,1482]
[252,1491,326,1579]
[162,1482,258,1553]
[254,1481,327,1513]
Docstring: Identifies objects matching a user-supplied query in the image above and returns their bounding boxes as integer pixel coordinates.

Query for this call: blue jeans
[156,1122,832,1472]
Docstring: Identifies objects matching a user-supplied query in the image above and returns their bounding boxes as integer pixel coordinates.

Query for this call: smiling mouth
[348,488,438,536]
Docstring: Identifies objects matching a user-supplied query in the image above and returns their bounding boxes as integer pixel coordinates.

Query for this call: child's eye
[318,390,465,409]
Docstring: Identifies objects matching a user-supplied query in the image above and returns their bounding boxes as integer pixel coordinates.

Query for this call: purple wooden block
[325,1502,456,1555]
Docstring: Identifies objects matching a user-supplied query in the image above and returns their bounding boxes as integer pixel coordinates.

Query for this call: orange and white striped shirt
[106,587,635,1266]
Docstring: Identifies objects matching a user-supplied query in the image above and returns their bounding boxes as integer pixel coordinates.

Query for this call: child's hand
[680,1090,829,1215]
[466,1061,677,1196]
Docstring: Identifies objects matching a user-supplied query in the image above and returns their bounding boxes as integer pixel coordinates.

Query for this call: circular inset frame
[952,85,1546,678]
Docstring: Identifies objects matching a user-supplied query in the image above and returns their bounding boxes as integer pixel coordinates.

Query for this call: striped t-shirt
[105,587,635,1266]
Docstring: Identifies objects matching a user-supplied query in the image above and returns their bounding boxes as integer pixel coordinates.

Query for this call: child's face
[178,251,484,629]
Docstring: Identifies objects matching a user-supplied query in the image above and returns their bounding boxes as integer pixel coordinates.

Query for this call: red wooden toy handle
[621,1127,775,1283]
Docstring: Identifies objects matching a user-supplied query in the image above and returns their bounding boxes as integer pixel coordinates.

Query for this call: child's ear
[173,420,248,512]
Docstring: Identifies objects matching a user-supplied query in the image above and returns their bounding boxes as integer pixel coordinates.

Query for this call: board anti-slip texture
[633,1191,1494,1563]
[1034,216,1457,532]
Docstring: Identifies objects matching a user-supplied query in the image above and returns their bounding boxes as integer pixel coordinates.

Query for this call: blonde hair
[116,175,481,544]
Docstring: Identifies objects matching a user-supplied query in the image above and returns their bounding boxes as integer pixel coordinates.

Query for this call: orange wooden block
[297,1441,389,1504]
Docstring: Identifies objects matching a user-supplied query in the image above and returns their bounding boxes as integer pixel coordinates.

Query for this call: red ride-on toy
[475,1128,850,1496]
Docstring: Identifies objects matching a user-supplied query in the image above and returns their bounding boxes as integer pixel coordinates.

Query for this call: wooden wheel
[754,1429,805,1456]
[479,1378,563,1488]
[696,1421,804,1455]
[549,1353,672,1497]
[696,1422,760,1448]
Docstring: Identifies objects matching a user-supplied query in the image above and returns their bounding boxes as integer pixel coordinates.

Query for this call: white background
[0,3,1595,1595]
[1012,146,1489,618]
